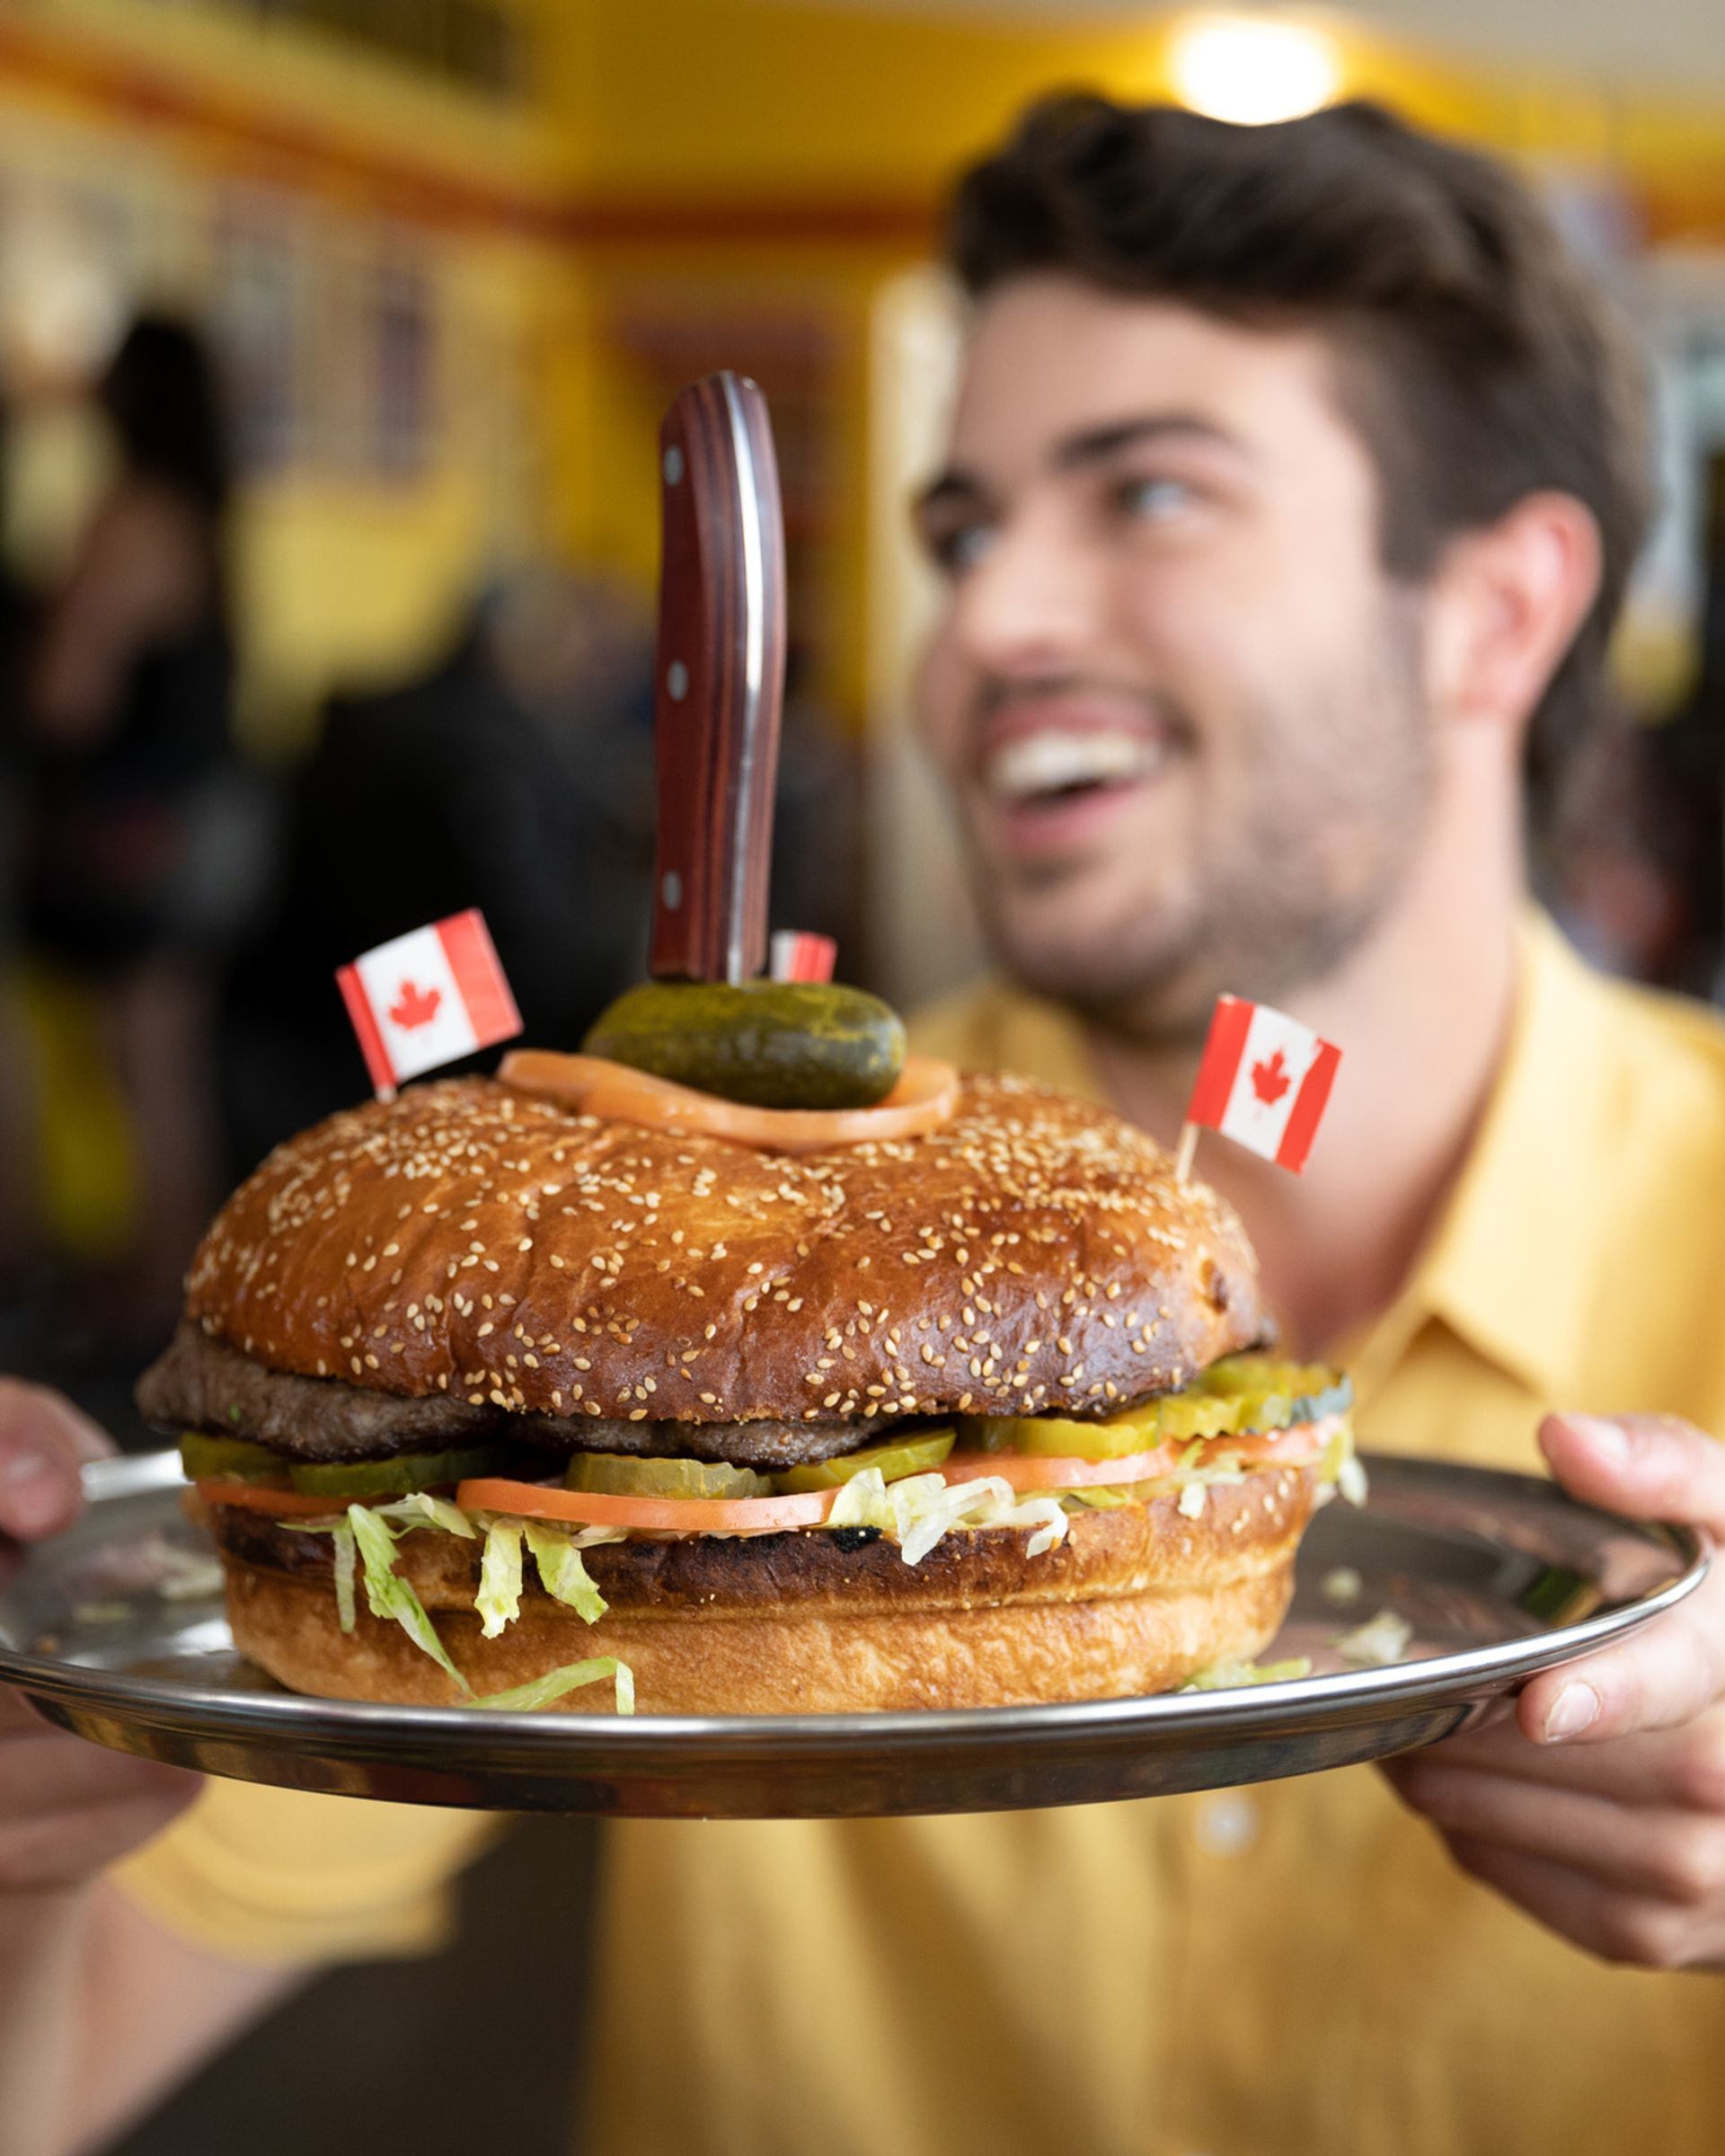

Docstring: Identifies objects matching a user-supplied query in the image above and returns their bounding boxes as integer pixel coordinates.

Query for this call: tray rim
[0,1448,1708,1759]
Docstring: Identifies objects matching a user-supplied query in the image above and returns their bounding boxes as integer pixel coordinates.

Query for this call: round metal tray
[0,1450,1705,1817]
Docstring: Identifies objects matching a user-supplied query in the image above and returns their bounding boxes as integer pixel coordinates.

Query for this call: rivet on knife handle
[649,372,787,985]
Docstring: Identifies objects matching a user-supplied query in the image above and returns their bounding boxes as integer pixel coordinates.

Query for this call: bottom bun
[208,1466,1317,1714]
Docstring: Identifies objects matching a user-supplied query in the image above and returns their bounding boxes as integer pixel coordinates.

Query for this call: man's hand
[0,1381,199,1889]
[1384,1413,1725,1969]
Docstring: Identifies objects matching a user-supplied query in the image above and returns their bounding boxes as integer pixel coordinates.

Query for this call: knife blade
[647,371,788,985]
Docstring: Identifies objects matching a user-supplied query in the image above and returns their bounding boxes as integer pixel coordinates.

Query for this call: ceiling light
[1169,13,1342,127]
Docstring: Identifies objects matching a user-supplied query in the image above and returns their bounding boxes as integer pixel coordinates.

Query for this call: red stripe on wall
[1185,995,1254,1130]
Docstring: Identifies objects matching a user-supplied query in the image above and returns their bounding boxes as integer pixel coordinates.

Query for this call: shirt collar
[930,915,1613,1403]
[1369,911,1619,1402]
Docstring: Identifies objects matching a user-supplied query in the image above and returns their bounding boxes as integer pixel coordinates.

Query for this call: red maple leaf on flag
[390,979,442,1029]
[1251,1049,1291,1106]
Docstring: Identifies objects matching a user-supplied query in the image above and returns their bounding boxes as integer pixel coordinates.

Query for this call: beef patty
[137,1322,883,1471]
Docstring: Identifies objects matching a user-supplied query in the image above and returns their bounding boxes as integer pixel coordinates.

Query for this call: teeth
[984,729,1160,803]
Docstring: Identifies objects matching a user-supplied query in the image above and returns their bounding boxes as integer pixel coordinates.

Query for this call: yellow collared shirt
[121,918,1725,2154]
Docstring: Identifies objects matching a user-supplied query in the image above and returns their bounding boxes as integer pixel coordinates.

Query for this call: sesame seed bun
[155,1070,1316,1713]
[179,1071,1264,1427]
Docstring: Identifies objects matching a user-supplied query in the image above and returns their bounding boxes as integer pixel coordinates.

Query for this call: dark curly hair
[948,95,1655,798]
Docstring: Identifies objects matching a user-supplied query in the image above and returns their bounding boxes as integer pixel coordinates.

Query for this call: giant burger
[137,1055,1356,1715]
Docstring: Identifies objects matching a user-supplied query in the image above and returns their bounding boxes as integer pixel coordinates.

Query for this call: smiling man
[4,94,1725,2156]
[598,97,1725,2156]
[914,319,1431,1041]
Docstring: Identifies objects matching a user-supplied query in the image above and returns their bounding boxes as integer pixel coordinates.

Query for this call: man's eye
[1115,476,1193,524]
[927,520,995,574]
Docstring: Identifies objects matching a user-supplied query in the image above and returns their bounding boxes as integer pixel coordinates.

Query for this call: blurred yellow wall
[1,0,566,754]
[540,0,1725,730]
[7,0,1725,755]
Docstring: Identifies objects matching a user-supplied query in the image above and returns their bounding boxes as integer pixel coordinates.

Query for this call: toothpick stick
[1173,1120,1199,1185]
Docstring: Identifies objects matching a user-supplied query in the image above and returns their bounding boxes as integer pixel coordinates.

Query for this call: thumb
[1538,1412,1725,1540]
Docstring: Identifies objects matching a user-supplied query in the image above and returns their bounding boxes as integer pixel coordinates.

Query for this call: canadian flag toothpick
[769,930,837,985]
[336,909,522,1100]
[1176,994,1341,1181]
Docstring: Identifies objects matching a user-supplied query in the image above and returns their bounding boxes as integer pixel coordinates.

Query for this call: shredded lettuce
[1180,1656,1314,1692]
[523,1520,608,1622]
[476,1520,525,1639]
[1177,1480,1208,1519]
[828,1468,1068,1564]
[372,1490,478,1538]
[348,1502,470,1694]
[1334,1609,1413,1666]
[1314,1416,1367,1506]
[475,1657,635,1714]
[332,1521,358,1634]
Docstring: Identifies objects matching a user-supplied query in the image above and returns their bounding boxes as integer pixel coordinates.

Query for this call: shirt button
[1193,1791,1260,1855]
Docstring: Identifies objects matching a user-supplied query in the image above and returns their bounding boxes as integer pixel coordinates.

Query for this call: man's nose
[951,512,1103,675]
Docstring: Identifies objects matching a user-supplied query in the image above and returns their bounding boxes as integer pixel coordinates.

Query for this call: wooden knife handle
[648,373,787,984]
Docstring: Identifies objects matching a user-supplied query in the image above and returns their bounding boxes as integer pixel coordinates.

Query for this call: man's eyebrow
[913,469,985,517]
[916,413,1249,513]
[1053,413,1247,469]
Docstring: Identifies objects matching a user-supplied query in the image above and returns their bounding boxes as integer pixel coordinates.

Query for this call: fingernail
[0,1449,69,1536]
[1562,1415,1628,1461]
[1542,1682,1600,1743]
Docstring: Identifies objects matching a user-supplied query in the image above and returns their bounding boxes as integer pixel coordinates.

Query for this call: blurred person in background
[19,314,236,1332]
[6,96,1725,2156]
[217,568,860,1181]
[217,568,658,1179]
[0,394,44,1292]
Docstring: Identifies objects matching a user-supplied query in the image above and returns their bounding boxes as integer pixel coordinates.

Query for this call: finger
[1517,1590,1725,1745]
[0,1382,113,1541]
[0,1787,199,1893]
[1385,1701,1725,1808]
[1389,1756,1725,1905]
[0,1719,201,1815]
[1443,1832,1721,1969]
[1539,1412,1725,1539]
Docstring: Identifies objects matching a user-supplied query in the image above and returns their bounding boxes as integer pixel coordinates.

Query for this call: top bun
[184,1072,1263,1427]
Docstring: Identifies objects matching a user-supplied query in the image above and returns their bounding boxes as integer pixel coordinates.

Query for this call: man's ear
[1421,492,1603,736]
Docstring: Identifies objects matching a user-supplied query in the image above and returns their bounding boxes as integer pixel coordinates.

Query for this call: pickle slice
[774,1427,956,1493]
[288,1445,513,1498]
[959,1356,1353,1461]
[1199,1355,1353,1427]
[180,1432,288,1485]
[1156,1393,1246,1441]
[998,1408,1164,1460]
[564,1454,773,1501]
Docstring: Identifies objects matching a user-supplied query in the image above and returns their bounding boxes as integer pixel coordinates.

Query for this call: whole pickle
[582,979,906,1111]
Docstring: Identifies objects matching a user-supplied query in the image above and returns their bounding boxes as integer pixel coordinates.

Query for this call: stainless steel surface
[0,1451,1706,1817]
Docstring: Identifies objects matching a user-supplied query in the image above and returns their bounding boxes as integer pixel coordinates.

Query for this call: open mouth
[981,728,1170,811]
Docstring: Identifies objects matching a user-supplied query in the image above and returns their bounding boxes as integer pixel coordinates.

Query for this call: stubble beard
[963,600,1435,1049]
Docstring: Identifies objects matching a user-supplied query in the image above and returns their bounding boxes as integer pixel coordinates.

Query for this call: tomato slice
[939,1416,1338,1492]
[192,1479,367,1516]
[456,1476,839,1533]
